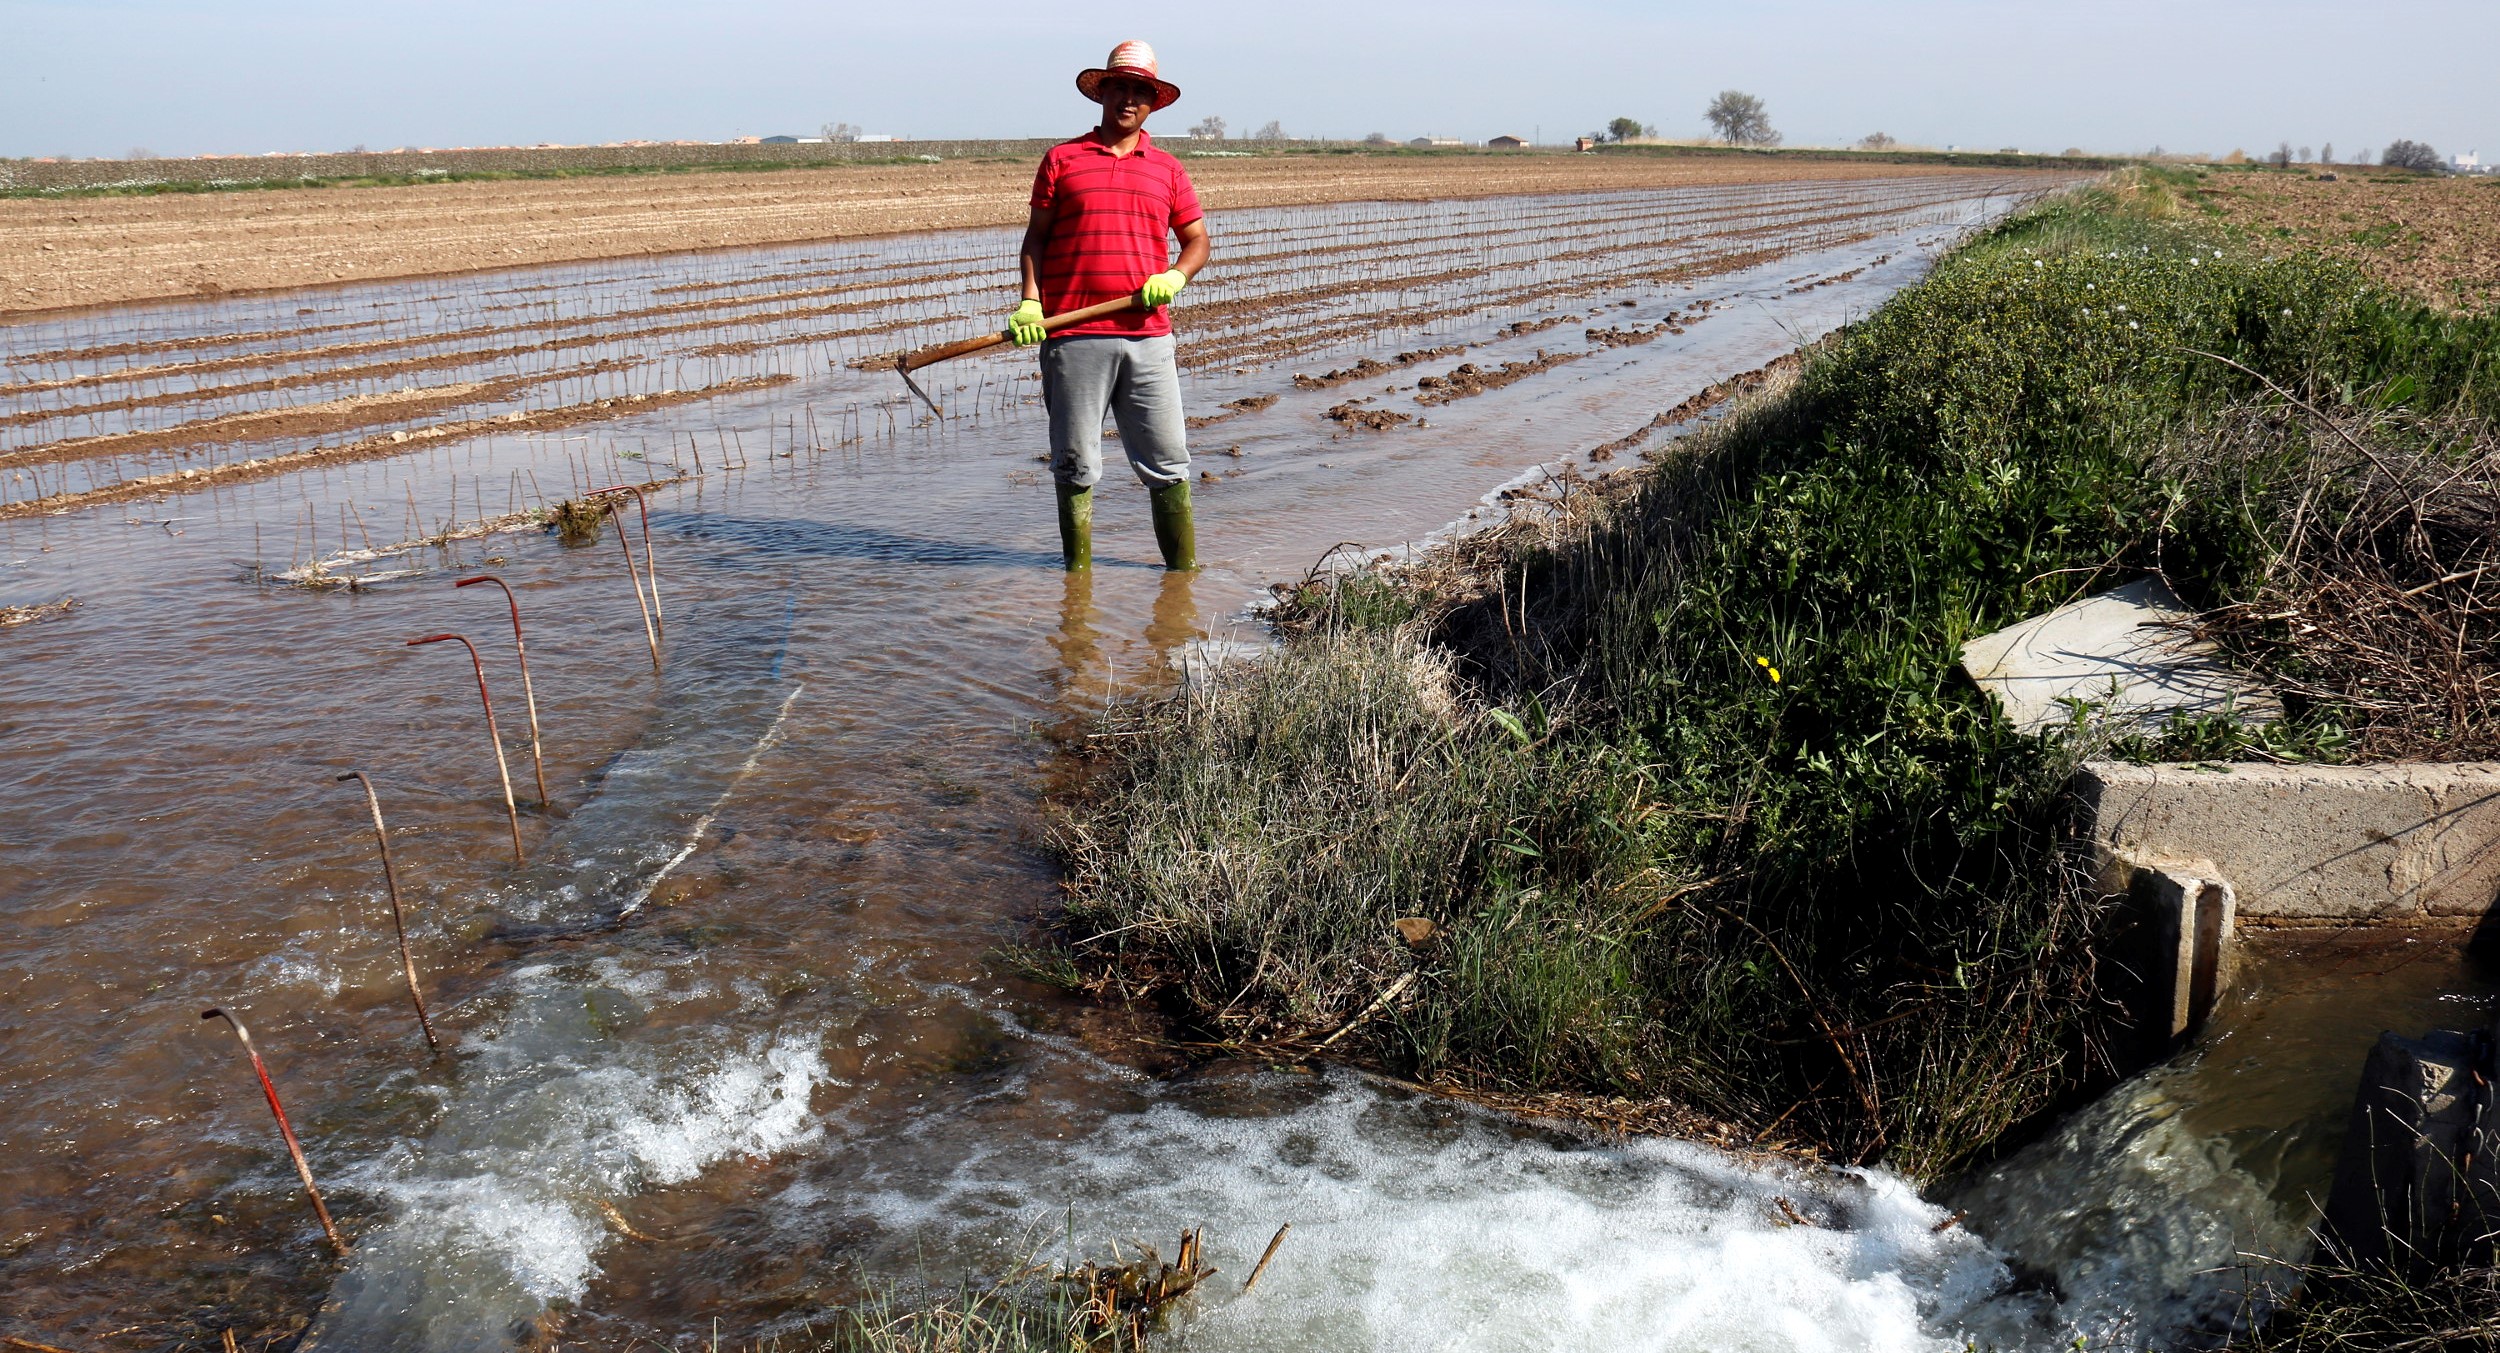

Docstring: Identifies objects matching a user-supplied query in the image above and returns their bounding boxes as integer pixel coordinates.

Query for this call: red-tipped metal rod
[453,576,549,807]
[601,502,661,672]
[200,1008,350,1257]
[334,771,439,1053]
[405,633,525,864]
[586,485,660,636]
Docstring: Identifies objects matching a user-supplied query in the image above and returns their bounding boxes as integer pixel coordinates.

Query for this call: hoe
[885,293,1145,417]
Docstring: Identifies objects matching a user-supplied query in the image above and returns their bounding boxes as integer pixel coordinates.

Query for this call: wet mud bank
[0,178,2081,1351]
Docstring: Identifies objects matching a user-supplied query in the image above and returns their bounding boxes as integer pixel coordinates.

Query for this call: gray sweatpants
[1041,334,1189,490]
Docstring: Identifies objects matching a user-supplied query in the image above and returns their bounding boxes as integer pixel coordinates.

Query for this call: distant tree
[1252,120,1287,143]
[822,122,860,143]
[1189,115,1228,141]
[2148,144,2166,159]
[1362,131,1392,146]
[2321,141,2335,164]
[126,146,156,160]
[2270,142,2293,169]
[2381,139,2443,173]
[1858,132,1896,151]
[1703,90,1779,146]
[2298,145,2313,163]
[1605,116,1647,143]
[2356,147,2375,166]
[2062,147,2085,157]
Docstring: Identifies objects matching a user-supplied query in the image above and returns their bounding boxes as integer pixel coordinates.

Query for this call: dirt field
[0,154,2022,316]
[2196,168,2500,311]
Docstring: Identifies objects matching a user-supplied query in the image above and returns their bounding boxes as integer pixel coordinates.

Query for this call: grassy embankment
[1049,166,2500,1186]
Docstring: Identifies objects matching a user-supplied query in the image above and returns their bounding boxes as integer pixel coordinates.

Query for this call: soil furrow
[0,375,789,519]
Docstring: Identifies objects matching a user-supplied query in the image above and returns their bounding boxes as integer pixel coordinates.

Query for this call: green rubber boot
[1055,483,1094,572]
[1148,481,1198,572]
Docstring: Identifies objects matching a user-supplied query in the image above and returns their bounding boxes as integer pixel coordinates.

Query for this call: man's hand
[1008,299,1047,347]
[1141,270,1188,308]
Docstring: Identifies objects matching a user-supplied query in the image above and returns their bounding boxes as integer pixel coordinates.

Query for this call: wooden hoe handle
[898,294,1145,372]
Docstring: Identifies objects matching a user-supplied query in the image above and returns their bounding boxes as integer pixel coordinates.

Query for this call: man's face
[1097,77,1156,133]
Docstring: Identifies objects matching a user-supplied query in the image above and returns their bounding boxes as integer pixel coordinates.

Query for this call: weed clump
[1055,171,2500,1182]
[545,497,606,546]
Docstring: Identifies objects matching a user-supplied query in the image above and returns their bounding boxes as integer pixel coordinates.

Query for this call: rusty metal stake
[587,484,661,636]
[454,575,550,807]
[334,771,439,1054]
[406,633,525,865]
[200,1008,350,1257]
[602,502,661,672]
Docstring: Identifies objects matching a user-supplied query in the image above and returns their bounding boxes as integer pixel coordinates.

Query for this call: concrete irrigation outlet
[1961,579,2500,1047]
[2079,761,2500,927]
[2075,760,2500,1049]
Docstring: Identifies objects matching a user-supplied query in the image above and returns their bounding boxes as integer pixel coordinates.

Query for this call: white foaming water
[250,940,347,999]
[825,1070,2026,1353]
[306,964,833,1350]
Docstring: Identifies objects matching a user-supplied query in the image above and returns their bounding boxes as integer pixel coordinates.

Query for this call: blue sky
[7,0,2490,161]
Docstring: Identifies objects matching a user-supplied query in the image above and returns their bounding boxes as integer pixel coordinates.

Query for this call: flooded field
[0,174,2189,1350]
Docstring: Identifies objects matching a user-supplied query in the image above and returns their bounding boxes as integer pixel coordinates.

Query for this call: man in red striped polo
[1010,40,1212,571]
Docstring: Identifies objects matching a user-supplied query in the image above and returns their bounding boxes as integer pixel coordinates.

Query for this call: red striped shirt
[1029,129,1203,339]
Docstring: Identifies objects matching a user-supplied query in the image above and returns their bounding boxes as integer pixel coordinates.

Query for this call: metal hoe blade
[896,362,943,417]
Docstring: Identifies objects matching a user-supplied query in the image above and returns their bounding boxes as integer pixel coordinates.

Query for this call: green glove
[1008,299,1046,347]
[1141,269,1188,308]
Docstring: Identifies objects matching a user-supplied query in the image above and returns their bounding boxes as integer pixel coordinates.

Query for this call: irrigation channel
[4,171,2440,1352]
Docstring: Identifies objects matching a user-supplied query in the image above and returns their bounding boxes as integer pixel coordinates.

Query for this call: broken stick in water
[1242,1222,1292,1295]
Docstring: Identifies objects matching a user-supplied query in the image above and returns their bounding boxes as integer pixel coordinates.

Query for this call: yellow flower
[1755,655,1782,683]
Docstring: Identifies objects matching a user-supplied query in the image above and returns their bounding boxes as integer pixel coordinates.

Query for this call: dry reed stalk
[2191,408,2499,758]
[453,575,550,807]
[602,500,661,670]
[404,632,526,864]
[334,771,439,1053]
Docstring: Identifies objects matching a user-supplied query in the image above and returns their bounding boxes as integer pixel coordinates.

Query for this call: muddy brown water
[3,177,2356,1352]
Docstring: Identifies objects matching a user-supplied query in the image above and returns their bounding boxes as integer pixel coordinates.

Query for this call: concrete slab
[1960,577,2279,734]
[2077,761,2500,923]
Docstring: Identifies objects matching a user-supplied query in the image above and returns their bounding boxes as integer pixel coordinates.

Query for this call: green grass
[1053,168,2499,1183]
[778,1282,1082,1353]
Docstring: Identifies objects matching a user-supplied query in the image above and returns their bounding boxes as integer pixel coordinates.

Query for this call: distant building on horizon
[1486,134,1529,149]
[1408,136,1464,149]
[2457,150,2480,171]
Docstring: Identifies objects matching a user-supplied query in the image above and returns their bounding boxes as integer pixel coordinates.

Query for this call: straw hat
[1075,40,1181,111]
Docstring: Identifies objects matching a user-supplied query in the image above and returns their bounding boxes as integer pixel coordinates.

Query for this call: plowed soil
[2196,170,2500,311]
[1,154,2013,315]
